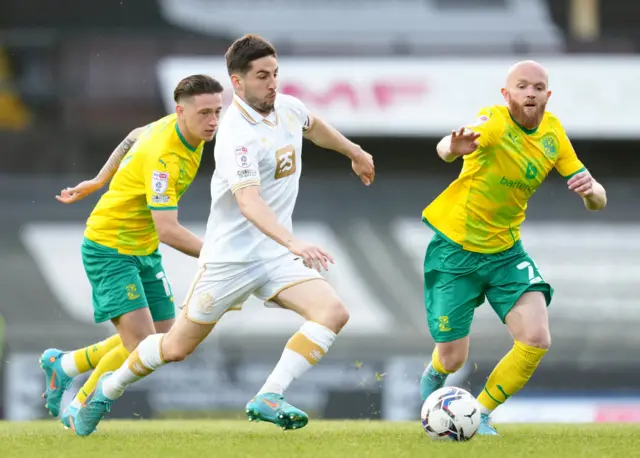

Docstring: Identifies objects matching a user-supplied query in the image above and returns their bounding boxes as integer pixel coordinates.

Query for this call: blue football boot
[419,363,448,401]
[73,372,115,436]
[477,413,500,436]
[40,349,75,417]
[245,393,309,430]
[61,404,80,430]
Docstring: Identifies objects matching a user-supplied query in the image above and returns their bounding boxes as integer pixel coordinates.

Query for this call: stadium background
[1,0,638,424]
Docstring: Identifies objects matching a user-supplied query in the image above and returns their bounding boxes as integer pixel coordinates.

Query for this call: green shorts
[81,238,176,324]
[423,231,553,343]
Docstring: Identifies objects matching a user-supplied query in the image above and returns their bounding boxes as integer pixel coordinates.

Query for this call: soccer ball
[420,386,481,441]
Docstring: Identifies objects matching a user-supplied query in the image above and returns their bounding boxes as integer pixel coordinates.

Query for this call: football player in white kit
[72,34,375,435]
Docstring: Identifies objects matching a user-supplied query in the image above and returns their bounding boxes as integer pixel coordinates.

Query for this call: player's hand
[567,170,594,197]
[450,127,481,157]
[287,239,334,272]
[351,148,375,186]
[55,178,104,204]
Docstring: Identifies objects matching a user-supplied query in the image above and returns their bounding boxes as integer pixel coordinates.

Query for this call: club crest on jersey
[235,146,251,169]
[540,134,558,159]
[151,171,169,194]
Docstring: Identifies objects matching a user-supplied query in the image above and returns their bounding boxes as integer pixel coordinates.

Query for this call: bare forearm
[239,197,295,248]
[158,225,202,258]
[436,135,457,162]
[95,127,145,184]
[583,181,607,211]
[304,117,359,160]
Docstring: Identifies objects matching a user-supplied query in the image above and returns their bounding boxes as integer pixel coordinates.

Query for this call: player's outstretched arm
[436,128,481,163]
[303,114,374,186]
[151,210,202,258]
[55,126,145,204]
[235,186,333,271]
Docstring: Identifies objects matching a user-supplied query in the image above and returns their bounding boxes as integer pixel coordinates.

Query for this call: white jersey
[199,92,310,264]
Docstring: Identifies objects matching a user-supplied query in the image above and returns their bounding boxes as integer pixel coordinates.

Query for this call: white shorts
[182,254,323,324]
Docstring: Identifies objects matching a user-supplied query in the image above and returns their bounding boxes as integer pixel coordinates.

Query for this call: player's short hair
[173,74,224,103]
[225,34,277,76]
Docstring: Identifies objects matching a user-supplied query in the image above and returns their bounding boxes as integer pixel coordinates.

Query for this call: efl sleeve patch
[151,170,169,195]
[235,146,252,169]
[220,141,261,193]
[471,115,489,126]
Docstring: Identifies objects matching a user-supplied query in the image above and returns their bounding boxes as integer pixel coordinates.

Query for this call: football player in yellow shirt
[39,74,223,428]
[419,61,607,436]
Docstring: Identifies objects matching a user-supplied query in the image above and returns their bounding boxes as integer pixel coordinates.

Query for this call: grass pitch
[1,420,638,458]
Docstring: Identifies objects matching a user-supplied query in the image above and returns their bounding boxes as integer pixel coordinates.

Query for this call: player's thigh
[139,252,177,324]
[163,265,262,361]
[81,239,150,324]
[254,256,347,331]
[424,268,484,343]
[484,252,553,324]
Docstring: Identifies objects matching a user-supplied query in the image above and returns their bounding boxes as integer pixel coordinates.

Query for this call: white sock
[479,404,492,415]
[60,353,80,377]
[101,334,167,400]
[70,398,82,409]
[258,321,336,396]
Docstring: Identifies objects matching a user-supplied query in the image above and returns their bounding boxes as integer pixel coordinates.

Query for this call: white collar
[232,92,278,127]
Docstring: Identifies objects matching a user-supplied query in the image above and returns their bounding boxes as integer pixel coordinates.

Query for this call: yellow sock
[75,344,130,405]
[431,347,453,374]
[477,340,547,413]
[72,334,122,374]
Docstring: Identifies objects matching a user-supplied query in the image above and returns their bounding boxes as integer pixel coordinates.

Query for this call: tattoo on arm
[96,134,138,181]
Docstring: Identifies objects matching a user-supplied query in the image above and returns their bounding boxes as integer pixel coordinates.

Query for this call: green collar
[175,123,198,152]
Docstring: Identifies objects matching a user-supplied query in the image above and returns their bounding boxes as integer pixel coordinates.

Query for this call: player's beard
[246,92,274,115]
[508,99,547,130]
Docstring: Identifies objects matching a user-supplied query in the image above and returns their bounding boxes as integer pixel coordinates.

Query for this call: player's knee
[112,312,156,353]
[161,341,196,362]
[121,332,153,353]
[437,344,468,373]
[332,303,350,331]
[519,327,551,350]
[439,352,467,373]
[311,299,349,334]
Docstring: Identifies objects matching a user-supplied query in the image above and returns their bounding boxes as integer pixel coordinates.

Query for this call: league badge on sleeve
[235,146,251,169]
[471,115,489,126]
[151,171,169,194]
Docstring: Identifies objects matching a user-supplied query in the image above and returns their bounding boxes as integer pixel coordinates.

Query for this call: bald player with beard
[418,61,607,435]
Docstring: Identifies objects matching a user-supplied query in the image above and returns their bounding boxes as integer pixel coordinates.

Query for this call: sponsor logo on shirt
[151,194,170,204]
[499,176,535,193]
[237,169,258,180]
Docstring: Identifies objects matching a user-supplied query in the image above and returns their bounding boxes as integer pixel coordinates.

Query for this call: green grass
[1,420,638,458]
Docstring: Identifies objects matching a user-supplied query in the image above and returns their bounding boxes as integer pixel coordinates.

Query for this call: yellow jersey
[85,114,203,256]
[423,105,585,254]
